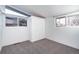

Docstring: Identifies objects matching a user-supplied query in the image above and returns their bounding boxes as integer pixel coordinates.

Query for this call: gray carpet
[0,39,79,54]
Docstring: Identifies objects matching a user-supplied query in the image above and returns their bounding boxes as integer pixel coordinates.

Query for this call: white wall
[2,17,31,46]
[45,17,79,49]
[2,15,45,46]
[0,14,4,51]
[0,5,5,51]
[0,14,3,51]
[30,16,45,42]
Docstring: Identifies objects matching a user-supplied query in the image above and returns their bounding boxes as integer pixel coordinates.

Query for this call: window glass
[6,17,17,26]
[5,8,28,27]
[68,15,79,26]
[56,17,66,27]
[19,18,27,26]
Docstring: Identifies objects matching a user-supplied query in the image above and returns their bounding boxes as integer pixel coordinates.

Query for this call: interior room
[0,5,79,54]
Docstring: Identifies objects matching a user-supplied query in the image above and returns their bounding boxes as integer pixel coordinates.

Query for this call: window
[6,16,27,27]
[68,15,79,26]
[6,16,17,26]
[19,18,27,26]
[5,7,28,27]
[56,17,66,27]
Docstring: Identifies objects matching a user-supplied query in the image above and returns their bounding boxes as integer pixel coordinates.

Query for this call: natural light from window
[60,18,65,25]
[56,17,66,27]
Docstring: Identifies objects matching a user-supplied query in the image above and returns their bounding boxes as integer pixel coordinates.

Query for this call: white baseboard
[30,38,45,42]
[30,39,40,42]
[46,37,79,50]
[2,39,29,47]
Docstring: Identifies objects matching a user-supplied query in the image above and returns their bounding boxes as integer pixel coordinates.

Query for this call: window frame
[68,14,79,26]
[5,6,29,27]
[56,17,66,27]
[5,14,28,27]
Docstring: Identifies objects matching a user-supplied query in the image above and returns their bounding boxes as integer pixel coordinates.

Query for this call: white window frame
[56,17,66,27]
[68,14,79,26]
[5,14,27,27]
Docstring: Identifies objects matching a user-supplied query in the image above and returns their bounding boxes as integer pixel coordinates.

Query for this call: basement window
[68,15,79,26]
[19,18,27,26]
[6,16,17,26]
[56,17,66,27]
[5,7,28,27]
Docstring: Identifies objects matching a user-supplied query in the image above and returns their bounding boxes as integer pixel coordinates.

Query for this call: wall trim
[46,37,79,50]
[30,38,45,42]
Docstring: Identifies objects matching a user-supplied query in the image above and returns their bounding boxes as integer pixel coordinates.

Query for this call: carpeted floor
[0,39,79,54]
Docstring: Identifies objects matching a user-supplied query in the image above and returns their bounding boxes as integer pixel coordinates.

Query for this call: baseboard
[30,38,45,42]
[46,37,79,50]
[30,39,40,42]
[2,40,30,47]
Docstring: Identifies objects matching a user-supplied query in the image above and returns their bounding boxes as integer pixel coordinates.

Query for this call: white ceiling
[11,5,79,18]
